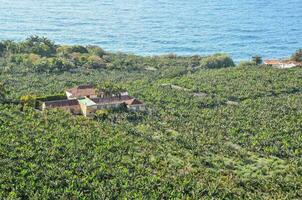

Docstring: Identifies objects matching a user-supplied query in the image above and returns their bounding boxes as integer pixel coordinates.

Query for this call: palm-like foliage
[97,82,125,98]
[0,38,301,199]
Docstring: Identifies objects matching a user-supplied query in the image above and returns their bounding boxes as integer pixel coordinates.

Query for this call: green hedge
[36,93,67,101]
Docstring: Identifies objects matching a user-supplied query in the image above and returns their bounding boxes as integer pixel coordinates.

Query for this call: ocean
[0,0,301,60]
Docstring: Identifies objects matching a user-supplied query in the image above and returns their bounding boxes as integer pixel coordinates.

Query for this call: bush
[238,61,256,67]
[9,54,25,64]
[87,45,106,57]
[70,45,88,54]
[20,95,37,107]
[68,52,88,66]
[200,54,235,69]
[33,57,49,72]
[36,94,67,101]
[56,45,73,55]
[95,109,109,120]
[56,45,88,55]
[50,57,74,71]
[33,57,74,72]
[27,53,41,64]
[86,55,106,69]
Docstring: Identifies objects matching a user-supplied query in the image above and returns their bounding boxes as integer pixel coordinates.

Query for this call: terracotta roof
[91,96,132,104]
[264,60,300,65]
[67,85,96,98]
[44,99,80,108]
[91,96,144,105]
[125,98,144,105]
[264,60,281,65]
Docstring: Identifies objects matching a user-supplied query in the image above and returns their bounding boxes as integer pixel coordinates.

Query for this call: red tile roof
[44,99,80,108]
[264,60,300,65]
[90,96,144,105]
[125,98,144,105]
[67,85,96,98]
[91,96,132,104]
[264,60,282,65]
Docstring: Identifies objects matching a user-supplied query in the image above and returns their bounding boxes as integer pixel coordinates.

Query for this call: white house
[264,60,300,69]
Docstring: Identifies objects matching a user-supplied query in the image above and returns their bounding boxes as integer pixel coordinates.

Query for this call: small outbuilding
[80,96,146,117]
[42,99,81,114]
[66,85,97,99]
[264,60,300,69]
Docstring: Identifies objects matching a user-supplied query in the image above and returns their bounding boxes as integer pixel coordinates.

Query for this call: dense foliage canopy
[0,38,301,199]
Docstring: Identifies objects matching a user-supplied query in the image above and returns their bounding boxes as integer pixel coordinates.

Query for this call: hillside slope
[0,39,301,199]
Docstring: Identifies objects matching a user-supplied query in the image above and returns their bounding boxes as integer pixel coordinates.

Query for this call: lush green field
[0,38,301,199]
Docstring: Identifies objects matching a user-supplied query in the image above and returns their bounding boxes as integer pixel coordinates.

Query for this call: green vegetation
[0,38,301,199]
[20,95,37,108]
[0,36,235,74]
[96,82,126,98]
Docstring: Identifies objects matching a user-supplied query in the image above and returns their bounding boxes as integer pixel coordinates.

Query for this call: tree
[252,56,262,65]
[96,82,125,98]
[291,49,302,62]
[20,95,37,107]
[20,36,56,57]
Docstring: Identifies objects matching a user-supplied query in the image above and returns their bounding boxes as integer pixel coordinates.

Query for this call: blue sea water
[0,0,301,60]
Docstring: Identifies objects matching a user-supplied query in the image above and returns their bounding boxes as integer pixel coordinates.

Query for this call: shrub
[49,57,74,71]
[238,61,256,67]
[20,95,37,107]
[70,45,88,54]
[200,54,235,69]
[33,57,49,72]
[27,53,41,64]
[87,45,106,57]
[86,55,106,69]
[36,94,66,102]
[33,57,74,72]
[9,54,25,64]
[56,45,73,55]
[95,109,109,120]
[57,45,88,55]
[68,52,88,66]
